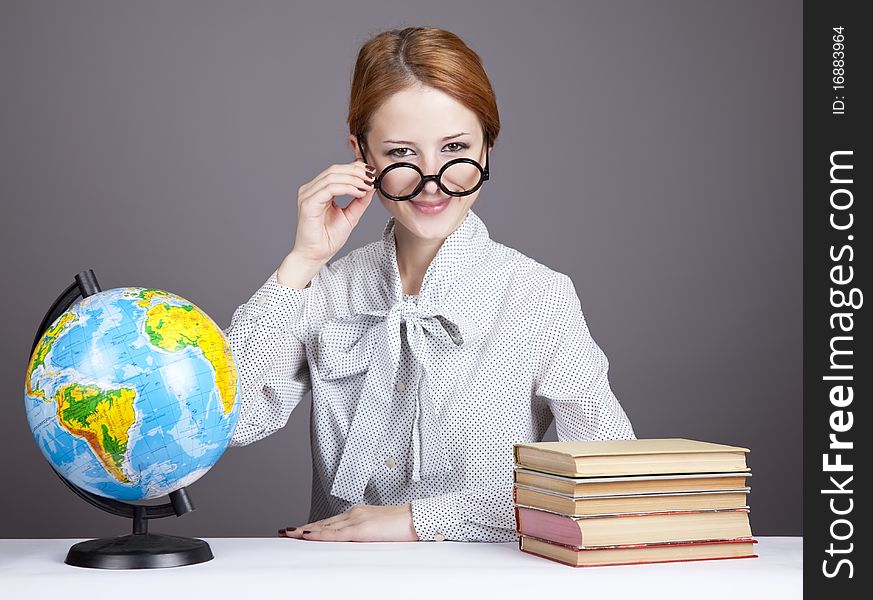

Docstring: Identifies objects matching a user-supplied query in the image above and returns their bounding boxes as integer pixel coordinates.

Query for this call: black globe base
[65,532,213,569]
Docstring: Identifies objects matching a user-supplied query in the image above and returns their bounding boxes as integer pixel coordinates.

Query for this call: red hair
[347,27,500,152]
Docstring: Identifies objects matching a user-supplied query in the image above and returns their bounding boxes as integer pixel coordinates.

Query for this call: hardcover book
[512,438,750,478]
[518,535,758,568]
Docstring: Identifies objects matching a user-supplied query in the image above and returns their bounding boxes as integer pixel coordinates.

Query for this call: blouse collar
[379,208,491,310]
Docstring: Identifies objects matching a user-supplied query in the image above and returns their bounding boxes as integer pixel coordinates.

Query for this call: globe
[24,285,241,502]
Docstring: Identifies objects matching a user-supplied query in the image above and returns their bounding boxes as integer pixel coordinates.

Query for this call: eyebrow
[382,132,470,145]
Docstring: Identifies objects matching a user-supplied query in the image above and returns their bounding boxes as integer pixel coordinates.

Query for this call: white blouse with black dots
[224,208,636,543]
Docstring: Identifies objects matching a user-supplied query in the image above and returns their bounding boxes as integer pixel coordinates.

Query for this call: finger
[300,162,366,194]
[340,187,375,227]
[301,526,355,542]
[280,526,302,538]
[279,526,312,538]
[305,515,351,532]
[283,514,350,538]
[282,521,317,538]
[302,182,370,211]
[311,172,374,194]
[301,163,373,196]
[308,173,374,205]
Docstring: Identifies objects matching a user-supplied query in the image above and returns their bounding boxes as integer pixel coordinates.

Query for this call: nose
[422,178,441,195]
[421,158,444,195]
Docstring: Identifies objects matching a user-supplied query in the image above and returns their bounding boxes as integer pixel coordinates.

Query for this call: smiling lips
[410,197,450,214]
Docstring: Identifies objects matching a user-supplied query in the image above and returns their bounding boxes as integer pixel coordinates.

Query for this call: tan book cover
[513,483,750,515]
[519,535,758,568]
[513,467,753,496]
[513,438,750,477]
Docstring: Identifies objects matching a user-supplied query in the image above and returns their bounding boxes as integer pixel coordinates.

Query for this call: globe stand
[33,269,214,569]
[63,488,213,569]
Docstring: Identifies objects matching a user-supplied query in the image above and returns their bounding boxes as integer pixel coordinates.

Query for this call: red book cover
[514,504,752,547]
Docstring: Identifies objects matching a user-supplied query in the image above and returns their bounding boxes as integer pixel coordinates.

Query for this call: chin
[383,196,471,240]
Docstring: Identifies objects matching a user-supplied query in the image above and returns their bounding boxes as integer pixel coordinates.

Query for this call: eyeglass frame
[356,133,490,202]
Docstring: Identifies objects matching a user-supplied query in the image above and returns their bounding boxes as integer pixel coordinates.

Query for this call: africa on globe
[24,286,241,501]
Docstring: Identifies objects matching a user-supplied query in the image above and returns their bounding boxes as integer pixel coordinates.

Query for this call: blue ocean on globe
[24,286,241,501]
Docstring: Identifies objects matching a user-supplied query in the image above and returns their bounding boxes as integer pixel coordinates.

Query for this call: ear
[349,133,365,162]
[482,142,493,161]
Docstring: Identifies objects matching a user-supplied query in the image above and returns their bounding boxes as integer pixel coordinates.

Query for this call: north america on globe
[24,286,241,501]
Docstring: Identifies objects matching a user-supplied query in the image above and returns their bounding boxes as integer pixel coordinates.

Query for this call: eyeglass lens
[380,161,483,199]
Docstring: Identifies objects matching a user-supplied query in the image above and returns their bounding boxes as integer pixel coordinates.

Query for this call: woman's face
[350,84,491,243]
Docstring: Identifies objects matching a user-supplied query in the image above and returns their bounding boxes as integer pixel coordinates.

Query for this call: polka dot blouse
[223,208,636,542]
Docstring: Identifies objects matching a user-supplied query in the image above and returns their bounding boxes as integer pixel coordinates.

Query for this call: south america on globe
[24,286,241,501]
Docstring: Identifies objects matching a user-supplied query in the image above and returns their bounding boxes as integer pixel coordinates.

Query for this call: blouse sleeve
[223,269,313,447]
[410,483,517,542]
[533,273,636,441]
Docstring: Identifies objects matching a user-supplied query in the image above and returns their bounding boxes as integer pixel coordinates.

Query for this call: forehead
[369,85,480,140]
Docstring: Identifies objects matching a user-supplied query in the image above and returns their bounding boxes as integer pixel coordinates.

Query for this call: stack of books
[512,438,758,568]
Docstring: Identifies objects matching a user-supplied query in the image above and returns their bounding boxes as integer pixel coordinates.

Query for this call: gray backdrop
[0,0,801,538]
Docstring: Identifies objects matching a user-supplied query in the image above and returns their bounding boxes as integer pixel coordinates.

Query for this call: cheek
[379,196,401,215]
[459,193,478,211]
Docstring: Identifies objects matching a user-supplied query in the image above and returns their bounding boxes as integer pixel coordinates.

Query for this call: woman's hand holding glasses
[277,160,377,288]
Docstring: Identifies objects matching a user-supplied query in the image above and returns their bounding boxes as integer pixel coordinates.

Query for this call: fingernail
[365,164,376,173]
[285,526,297,531]
[302,530,312,534]
[278,529,286,536]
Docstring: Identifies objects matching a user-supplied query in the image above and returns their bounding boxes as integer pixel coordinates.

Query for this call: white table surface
[0,536,802,599]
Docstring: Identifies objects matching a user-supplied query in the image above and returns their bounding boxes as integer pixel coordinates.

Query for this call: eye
[386,147,413,158]
[386,142,470,159]
[444,142,469,152]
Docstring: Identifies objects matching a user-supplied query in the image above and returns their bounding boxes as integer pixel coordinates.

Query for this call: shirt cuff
[410,492,463,542]
[242,269,310,332]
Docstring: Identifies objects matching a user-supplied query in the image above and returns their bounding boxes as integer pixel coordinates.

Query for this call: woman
[224,26,635,543]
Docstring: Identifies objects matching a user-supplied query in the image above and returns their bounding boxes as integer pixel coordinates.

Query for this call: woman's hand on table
[279,503,420,542]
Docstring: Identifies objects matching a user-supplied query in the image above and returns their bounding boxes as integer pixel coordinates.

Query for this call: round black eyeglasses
[356,134,490,202]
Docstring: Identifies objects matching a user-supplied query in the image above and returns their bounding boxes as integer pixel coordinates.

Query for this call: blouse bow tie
[317,297,481,504]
